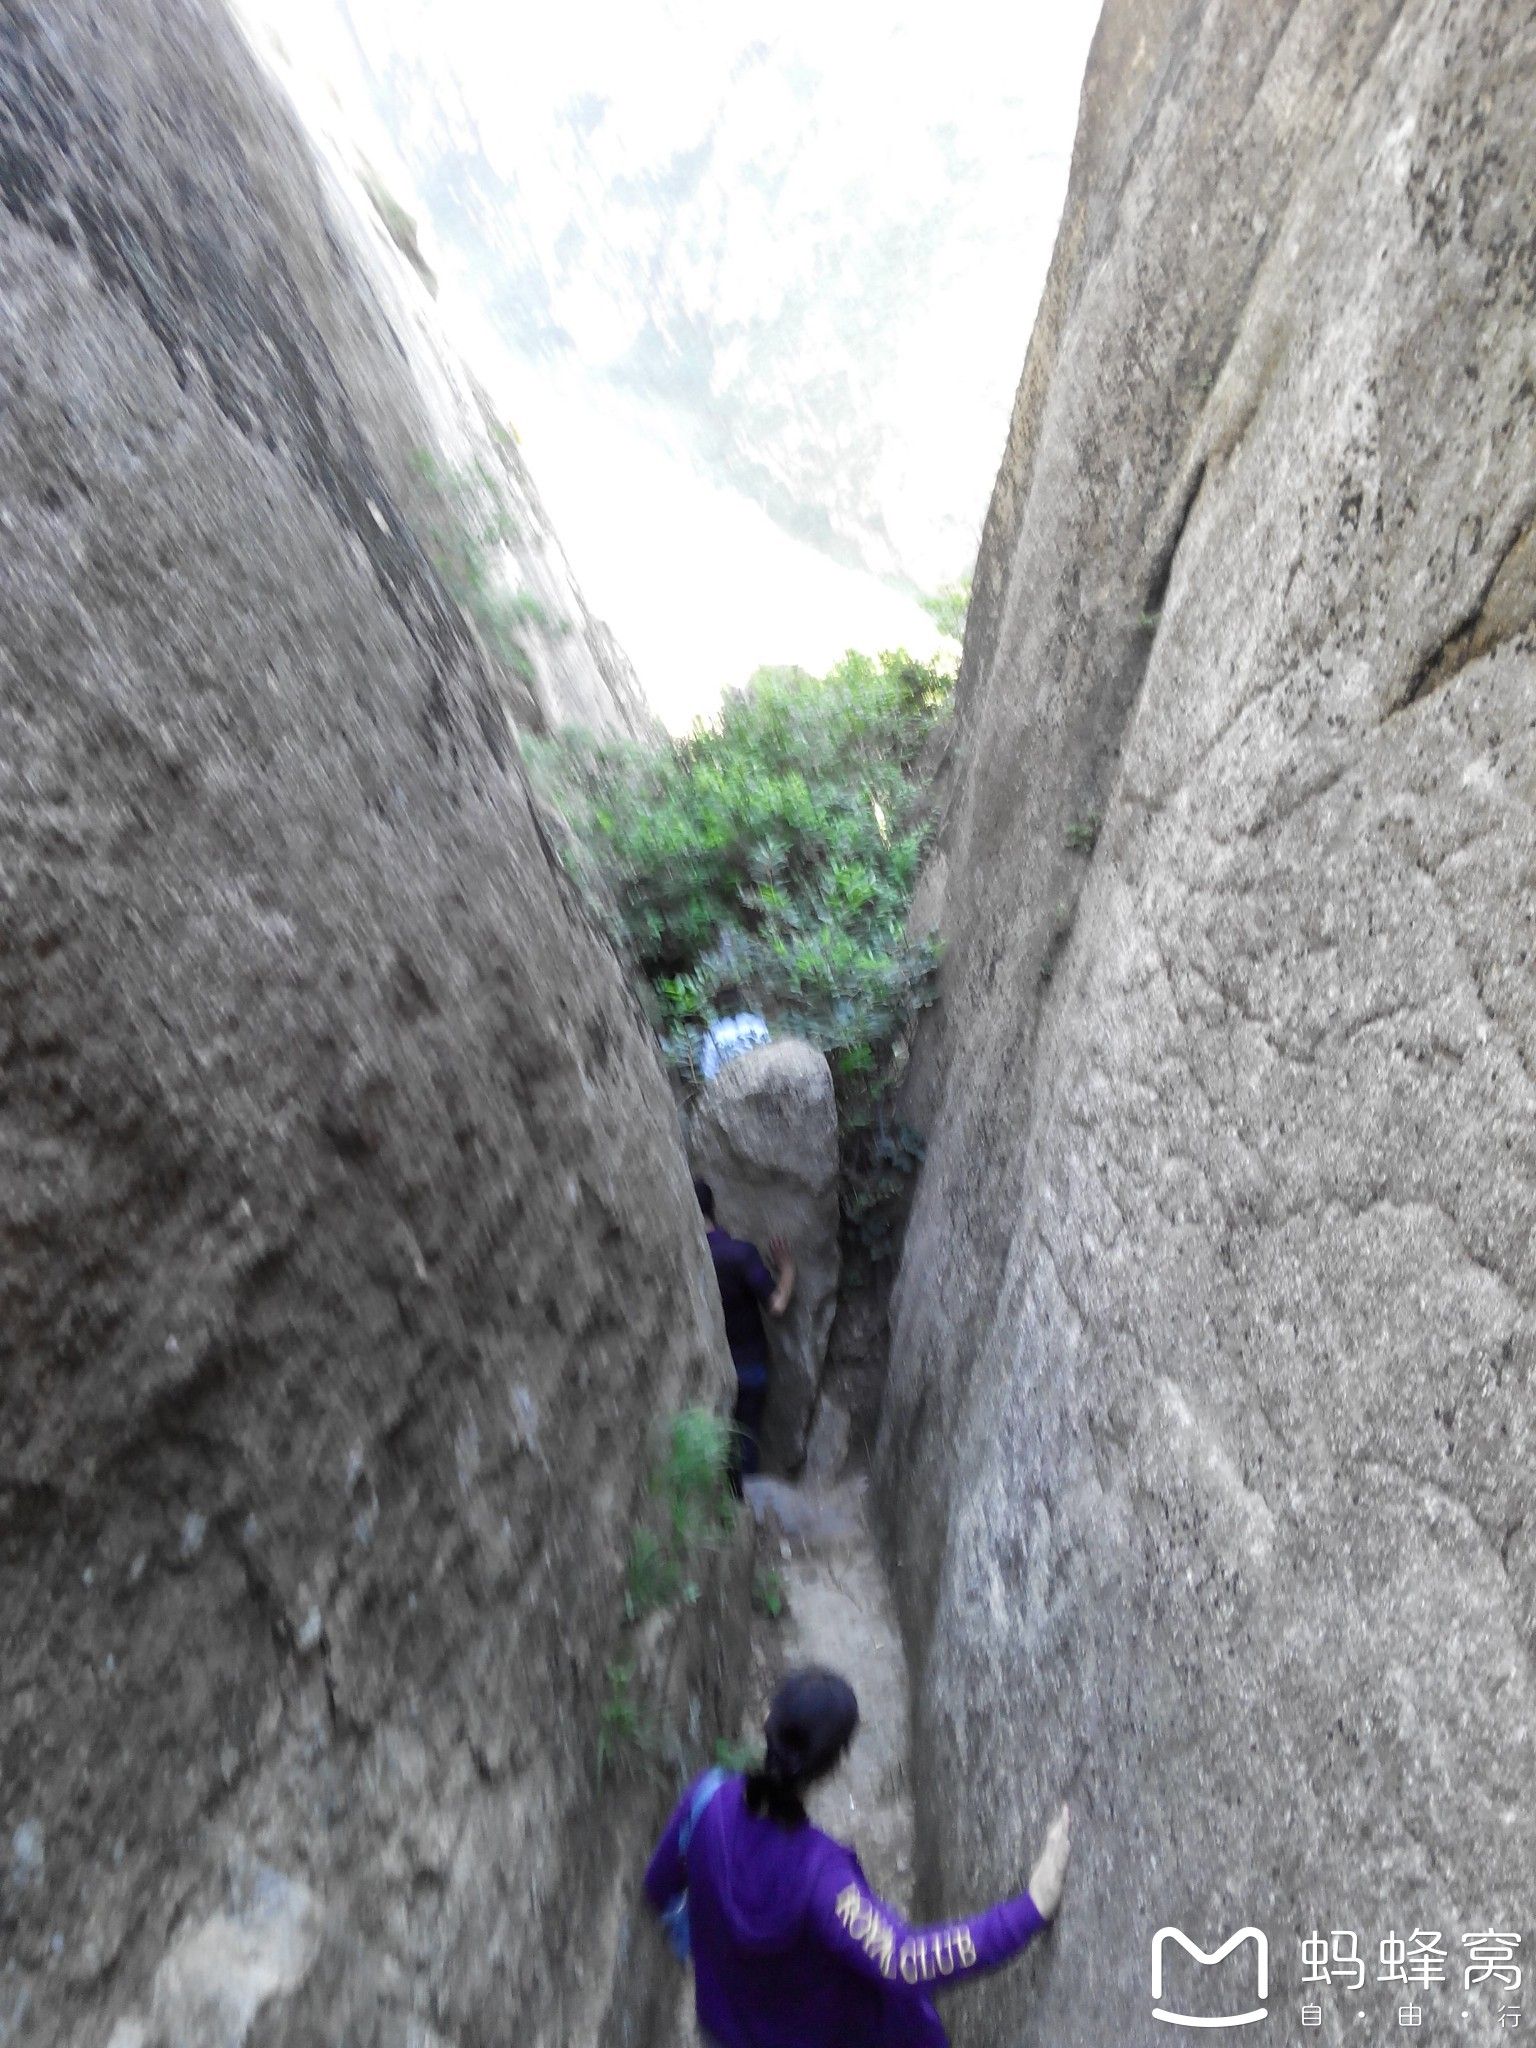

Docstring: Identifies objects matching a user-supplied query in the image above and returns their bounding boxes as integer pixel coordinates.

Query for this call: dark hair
[744,1668,859,1825]
[694,1177,716,1221]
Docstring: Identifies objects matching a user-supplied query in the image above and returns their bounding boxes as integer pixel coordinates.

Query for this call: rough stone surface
[801,1394,851,1489]
[138,1866,319,2048]
[0,5,737,2044]
[689,1041,841,1472]
[819,1274,899,1471]
[880,3,1536,2043]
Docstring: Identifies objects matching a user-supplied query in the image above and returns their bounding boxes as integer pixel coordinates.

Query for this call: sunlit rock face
[0,4,737,2043]
[248,0,1092,592]
[880,1,1536,2041]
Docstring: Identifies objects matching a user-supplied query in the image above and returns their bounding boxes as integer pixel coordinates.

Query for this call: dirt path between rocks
[742,1473,914,1903]
[673,1470,916,2043]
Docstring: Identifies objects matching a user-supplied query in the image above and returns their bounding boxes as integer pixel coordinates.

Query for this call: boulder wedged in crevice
[690,1039,842,1472]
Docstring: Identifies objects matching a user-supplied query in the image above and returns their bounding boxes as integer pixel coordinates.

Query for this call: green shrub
[526,649,951,1266]
[657,1406,737,1551]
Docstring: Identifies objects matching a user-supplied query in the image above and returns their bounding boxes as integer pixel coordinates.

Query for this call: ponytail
[744,1730,810,1824]
[743,1667,859,1827]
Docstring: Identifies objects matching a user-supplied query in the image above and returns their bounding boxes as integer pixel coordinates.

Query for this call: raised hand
[1027,1803,1071,1920]
[766,1235,796,1316]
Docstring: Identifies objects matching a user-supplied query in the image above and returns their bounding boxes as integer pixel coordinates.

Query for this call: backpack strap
[678,1766,728,1862]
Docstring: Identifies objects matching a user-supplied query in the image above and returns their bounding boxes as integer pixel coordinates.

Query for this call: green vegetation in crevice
[919,574,971,643]
[505,588,572,638]
[751,1564,787,1620]
[841,1114,926,1272]
[713,1737,765,1774]
[597,1659,652,1783]
[409,450,569,704]
[358,163,438,296]
[599,1408,739,1784]
[525,649,952,1275]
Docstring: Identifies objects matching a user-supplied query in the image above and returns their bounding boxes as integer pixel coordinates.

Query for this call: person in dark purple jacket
[644,1668,1071,2048]
[695,1177,795,1488]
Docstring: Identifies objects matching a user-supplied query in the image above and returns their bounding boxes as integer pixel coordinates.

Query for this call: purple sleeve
[740,1242,776,1302]
[642,1776,704,1913]
[810,1857,1046,1993]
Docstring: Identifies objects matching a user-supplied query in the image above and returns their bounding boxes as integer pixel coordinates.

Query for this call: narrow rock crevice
[1390,502,1536,714]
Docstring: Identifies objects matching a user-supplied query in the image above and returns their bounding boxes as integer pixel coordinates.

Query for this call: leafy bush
[658,1405,737,1551]
[527,649,949,1256]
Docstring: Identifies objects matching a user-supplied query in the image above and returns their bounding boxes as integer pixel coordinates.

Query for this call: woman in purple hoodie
[644,1667,1071,2048]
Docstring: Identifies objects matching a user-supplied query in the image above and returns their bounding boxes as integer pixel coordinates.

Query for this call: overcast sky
[243,0,1102,726]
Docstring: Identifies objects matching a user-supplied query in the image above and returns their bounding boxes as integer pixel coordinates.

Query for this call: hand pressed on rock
[1027,1803,1071,1920]
[766,1235,796,1316]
